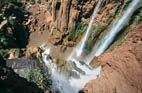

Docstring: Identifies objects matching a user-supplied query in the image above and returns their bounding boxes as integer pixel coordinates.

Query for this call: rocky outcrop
[8,47,42,59]
[0,56,44,93]
[6,46,52,90]
[47,0,99,45]
[83,24,142,93]
[26,0,133,49]
[46,0,128,46]
[55,0,72,33]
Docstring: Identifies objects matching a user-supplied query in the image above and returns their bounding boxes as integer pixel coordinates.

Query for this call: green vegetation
[25,67,52,90]
[0,0,29,58]
[0,28,16,48]
[0,1,29,50]
[85,23,106,53]
[30,0,35,5]
[0,49,8,58]
[76,23,87,37]
[67,23,87,42]
[106,3,142,52]
[37,0,41,4]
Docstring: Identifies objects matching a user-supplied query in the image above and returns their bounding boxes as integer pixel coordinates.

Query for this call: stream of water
[68,0,102,60]
[42,0,140,92]
[86,0,141,64]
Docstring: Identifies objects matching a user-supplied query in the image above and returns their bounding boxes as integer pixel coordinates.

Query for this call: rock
[6,58,38,78]
[83,24,142,93]
[8,49,24,59]
[51,0,57,22]
[79,89,88,93]
[0,56,44,93]
[60,45,67,52]
[89,57,100,68]
[45,90,52,93]
[47,0,124,46]
[56,0,72,32]
[25,47,42,58]
[6,56,52,90]
[0,20,7,29]
[70,61,86,75]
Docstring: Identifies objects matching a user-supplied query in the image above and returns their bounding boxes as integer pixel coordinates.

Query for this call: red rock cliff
[83,24,142,93]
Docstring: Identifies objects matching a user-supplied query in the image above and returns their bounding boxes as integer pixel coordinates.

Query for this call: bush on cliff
[0,0,29,49]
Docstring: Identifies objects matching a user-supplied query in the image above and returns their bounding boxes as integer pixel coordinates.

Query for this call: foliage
[0,0,29,49]
[37,0,41,4]
[85,23,106,52]
[25,67,52,90]
[30,0,35,5]
[106,3,142,52]
[67,23,87,42]
[0,49,8,58]
[45,0,48,2]
[76,23,87,36]
[0,28,17,48]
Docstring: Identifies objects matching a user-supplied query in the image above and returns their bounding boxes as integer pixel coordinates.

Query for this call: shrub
[37,0,41,4]
[67,23,87,42]
[25,67,52,90]
[30,0,35,5]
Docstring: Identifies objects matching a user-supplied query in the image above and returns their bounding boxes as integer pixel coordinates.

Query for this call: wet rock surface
[1,0,142,93]
[83,24,142,93]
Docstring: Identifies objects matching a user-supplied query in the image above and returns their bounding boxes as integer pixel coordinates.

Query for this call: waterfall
[42,48,101,93]
[68,0,102,60]
[86,0,141,64]
[42,49,76,93]
[41,0,140,93]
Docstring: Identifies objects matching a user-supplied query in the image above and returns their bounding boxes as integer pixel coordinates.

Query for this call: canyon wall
[83,24,142,93]
[1,0,142,93]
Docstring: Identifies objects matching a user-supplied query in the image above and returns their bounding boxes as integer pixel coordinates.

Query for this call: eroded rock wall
[83,24,142,93]
[47,0,130,46]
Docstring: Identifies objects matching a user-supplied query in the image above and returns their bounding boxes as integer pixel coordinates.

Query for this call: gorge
[0,0,142,93]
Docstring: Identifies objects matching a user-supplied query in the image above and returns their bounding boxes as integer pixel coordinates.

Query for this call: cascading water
[42,49,76,93]
[42,0,140,93]
[42,48,101,93]
[68,0,102,59]
[86,0,141,64]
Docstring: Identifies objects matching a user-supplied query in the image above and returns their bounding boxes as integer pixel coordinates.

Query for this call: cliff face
[25,1,142,92]
[47,0,126,45]
[83,24,142,93]
[50,0,125,32]
[1,0,142,92]
[0,56,44,93]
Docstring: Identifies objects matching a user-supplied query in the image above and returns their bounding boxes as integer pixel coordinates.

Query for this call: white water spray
[68,0,102,60]
[69,59,101,91]
[87,0,141,64]
[41,0,140,93]
[42,48,101,93]
[42,49,76,93]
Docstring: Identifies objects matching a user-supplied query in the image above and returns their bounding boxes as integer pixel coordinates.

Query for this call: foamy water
[42,48,101,93]
[41,0,140,92]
